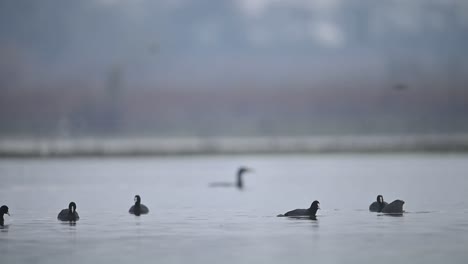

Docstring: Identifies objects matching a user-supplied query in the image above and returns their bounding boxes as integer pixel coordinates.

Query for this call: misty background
[1,0,468,139]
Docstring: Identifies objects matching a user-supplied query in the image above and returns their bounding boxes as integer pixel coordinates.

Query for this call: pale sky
[1,0,467,90]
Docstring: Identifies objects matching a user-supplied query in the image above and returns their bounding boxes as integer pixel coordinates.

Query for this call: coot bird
[381,200,405,214]
[129,195,149,216]
[0,205,9,226]
[210,167,252,189]
[57,202,79,221]
[279,200,320,218]
[369,195,388,212]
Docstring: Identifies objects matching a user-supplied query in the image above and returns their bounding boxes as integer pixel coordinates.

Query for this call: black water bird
[210,167,253,189]
[381,199,405,214]
[0,205,9,226]
[369,195,389,212]
[57,202,79,221]
[129,195,149,216]
[279,200,320,218]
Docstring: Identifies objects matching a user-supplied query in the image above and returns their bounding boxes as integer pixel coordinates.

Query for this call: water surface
[1,154,467,263]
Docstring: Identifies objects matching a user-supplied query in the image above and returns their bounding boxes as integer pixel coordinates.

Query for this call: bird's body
[129,195,149,216]
[280,200,320,218]
[58,202,79,221]
[57,209,79,221]
[284,209,310,216]
[129,204,149,215]
[210,167,252,190]
[0,205,9,226]
[381,200,405,214]
[369,195,388,212]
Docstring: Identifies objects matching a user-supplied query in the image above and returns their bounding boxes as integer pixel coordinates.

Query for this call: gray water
[1,154,468,263]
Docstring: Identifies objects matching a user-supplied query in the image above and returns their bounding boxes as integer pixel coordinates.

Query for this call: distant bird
[278,200,320,218]
[57,202,79,221]
[0,205,9,226]
[369,195,389,212]
[381,200,405,214]
[129,195,149,216]
[210,167,253,189]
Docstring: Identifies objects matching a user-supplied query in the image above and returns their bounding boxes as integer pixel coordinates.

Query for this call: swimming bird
[369,195,389,212]
[0,205,9,226]
[209,167,252,189]
[278,200,320,218]
[129,195,149,216]
[57,202,79,221]
[381,199,405,214]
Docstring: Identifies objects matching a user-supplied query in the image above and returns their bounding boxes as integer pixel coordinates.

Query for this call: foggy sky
[1,0,467,89]
[1,0,468,137]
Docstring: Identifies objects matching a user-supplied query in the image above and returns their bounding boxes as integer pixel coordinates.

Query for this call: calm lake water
[1,154,468,263]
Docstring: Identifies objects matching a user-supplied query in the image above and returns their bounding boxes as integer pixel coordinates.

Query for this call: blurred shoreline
[1,134,468,157]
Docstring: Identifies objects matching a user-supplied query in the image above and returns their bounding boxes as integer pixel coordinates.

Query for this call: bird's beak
[7,212,10,216]
[318,204,320,209]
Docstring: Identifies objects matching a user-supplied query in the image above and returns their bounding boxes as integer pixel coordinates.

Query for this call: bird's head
[68,202,77,213]
[0,205,9,216]
[377,195,385,203]
[134,195,141,204]
[310,200,320,210]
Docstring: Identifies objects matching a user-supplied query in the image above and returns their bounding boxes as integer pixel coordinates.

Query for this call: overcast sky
[1,0,468,90]
[1,0,468,137]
